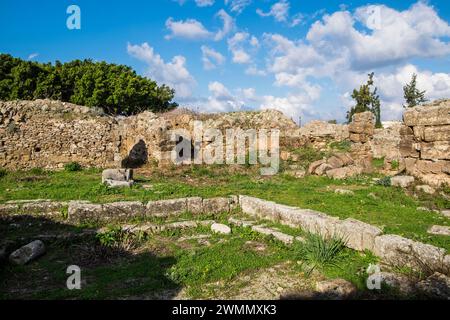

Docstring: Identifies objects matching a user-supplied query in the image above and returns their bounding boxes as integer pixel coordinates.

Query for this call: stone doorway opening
[122,139,148,168]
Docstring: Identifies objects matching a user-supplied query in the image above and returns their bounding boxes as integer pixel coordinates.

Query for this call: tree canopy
[403,73,427,108]
[0,54,178,115]
[347,72,382,128]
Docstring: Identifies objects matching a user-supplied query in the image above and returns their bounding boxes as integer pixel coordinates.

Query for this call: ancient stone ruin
[0,98,449,187]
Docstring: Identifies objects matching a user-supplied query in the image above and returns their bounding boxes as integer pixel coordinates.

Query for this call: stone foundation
[1,196,449,274]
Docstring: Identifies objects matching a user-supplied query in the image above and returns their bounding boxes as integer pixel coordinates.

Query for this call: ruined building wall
[0,100,119,169]
[0,100,303,170]
[0,100,172,170]
[400,100,450,187]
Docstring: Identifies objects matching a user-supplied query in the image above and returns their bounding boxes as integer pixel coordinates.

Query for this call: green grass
[0,167,449,252]
[0,218,377,299]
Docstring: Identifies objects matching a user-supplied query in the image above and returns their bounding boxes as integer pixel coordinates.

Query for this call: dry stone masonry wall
[401,100,450,187]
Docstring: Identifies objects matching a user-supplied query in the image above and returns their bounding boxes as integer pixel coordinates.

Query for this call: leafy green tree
[347,72,382,128]
[0,54,178,115]
[403,73,427,108]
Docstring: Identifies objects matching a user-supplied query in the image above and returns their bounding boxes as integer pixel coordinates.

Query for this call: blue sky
[1,0,450,123]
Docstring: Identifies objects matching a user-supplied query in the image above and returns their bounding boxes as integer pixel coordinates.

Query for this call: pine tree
[403,73,427,108]
[347,72,382,128]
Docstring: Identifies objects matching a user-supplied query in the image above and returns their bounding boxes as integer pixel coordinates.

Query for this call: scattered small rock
[415,185,436,194]
[367,193,379,200]
[211,223,232,235]
[440,210,450,218]
[334,189,355,196]
[417,207,432,212]
[315,279,357,300]
[9,240,46,265]
[427,225,450,236]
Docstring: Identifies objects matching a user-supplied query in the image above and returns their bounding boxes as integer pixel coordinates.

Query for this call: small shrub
[298,232,346,273]
[29,167,46,175]
[372,157,385,169]
[87,183,122,196]
[329,140,351,152]
[0,167,7,179]
[64,162,82,172]
[391,160,400,170]
[97,226,146,251]
[376,176,391,187]
[293,146,326,168]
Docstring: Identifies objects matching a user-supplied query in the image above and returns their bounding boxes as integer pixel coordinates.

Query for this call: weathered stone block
[211,223,231,235]
[414,125,450,142]
[326,165,363,180]
[403,103,450,126]
[334,153,354,166]
[9,240,45,265]
[101,169,133,183]
[202,197,230,214]
[104,179,134,188]
[373,235,447,273]
[68,201,103,223]
[420,141,450,160]
[146,198,187,217]
[335,218,383,251]
[308,159,326,175]
[315,163,333,176]
[102,201,146,221]
[0,204,19,216]
[327,156,344,169]
[239,195,278,220]
[186,197,203,214]
[399,135,420,158]
[391,175,415,188]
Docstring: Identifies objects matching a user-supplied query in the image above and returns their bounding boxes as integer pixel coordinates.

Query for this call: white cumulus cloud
[127,42,196,98]
[201,46,226,70]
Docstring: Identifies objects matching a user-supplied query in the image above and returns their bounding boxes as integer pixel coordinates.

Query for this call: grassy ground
[0,211,385,300]
[0,165,449,252]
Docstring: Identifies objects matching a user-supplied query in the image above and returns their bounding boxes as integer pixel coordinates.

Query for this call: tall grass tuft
[299,232,347,274]
[0,167,7,179]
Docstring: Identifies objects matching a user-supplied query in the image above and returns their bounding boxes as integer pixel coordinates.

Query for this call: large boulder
[9,240,46,265]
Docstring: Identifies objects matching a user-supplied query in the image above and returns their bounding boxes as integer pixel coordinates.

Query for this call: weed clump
[64,162,83,172]
[376,176,391,187]
[298,232,346,273]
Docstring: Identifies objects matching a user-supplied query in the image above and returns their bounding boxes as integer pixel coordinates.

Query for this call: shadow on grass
[0,215,180,300]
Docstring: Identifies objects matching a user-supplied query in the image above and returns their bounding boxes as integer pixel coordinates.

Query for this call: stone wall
[0,100,120,169]
[0,100,307,170]
[401,100,450,187]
